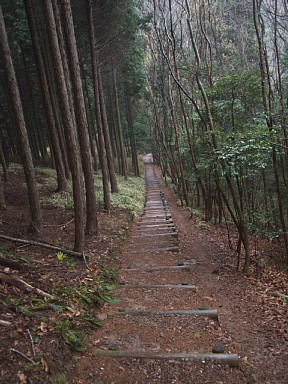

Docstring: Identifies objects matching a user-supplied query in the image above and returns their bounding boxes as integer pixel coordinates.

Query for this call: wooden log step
[136,227,176,232]
[122,265,190,272]
[145,202,167,205]
[144,209,170,213]
[136,226,177,237]
[144,209,169,212]
[140,215,171,218]
[128,240,178,248]
[144,206,168,210]
[134,231,177,236]
[143,212,171,217]
[123,246,179,253]
[144,212,171,218]
[142,217,172,221]
[92,350,240,367]
[120,284,196,290]
[144,207,169,211]
[130,236,178,242]
[137,224,174,228]
[177,260,197,265]
[141,218,172,222]
[130,236,178,243]
[142,213,170,216]
[145,196,163,199]
[136,223,175,228]
[138,219,174,224]
[127,244,178,251]
[144,209,169,213]
[108,309,218,319]
[132,233,178,238]
[145,201,165,204]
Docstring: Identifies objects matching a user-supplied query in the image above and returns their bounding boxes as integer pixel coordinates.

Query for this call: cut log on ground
[0,234,85,259]
[0,273,56,299]
[0,254,25,270]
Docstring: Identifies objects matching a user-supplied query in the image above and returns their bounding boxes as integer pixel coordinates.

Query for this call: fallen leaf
[41,356,49,373]
[17,371,27,384]
[97,313,107,320]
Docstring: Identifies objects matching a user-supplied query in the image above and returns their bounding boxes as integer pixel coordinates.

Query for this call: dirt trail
[72,164,287,384]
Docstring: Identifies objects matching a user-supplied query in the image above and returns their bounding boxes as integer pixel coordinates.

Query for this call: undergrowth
[41,170,145,218]
[2,267,118,352]
[2,165,141,353]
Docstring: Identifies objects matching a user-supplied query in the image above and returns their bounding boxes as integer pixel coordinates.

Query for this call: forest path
[73,164,287,384]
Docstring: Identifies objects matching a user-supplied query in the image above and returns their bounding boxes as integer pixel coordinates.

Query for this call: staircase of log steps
[94,163,240,372]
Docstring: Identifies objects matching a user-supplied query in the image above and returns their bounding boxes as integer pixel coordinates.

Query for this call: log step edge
[108,309,218,319]
[93,350,241,367]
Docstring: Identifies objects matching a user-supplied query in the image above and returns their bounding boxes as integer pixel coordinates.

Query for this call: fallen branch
[27,329,36,357]
[10,348,38,365]
[268,291,288,300]
[0,254,25,270]
[0,319,12,327]
[0,234,85,259]
[0,273,56,300]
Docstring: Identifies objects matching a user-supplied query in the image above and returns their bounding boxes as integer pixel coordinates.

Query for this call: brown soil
[0,165,287,383]
[0,167,131,384]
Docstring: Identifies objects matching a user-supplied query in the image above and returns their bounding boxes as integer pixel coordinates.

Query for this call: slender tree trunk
[0,6,42,232]
[112,67,128,179]
[125,94,140,177]
[21,46,47,165]
[87,0,111,211]
[81,60,98,171]
[44,51,71,181]
[61,0,98,235]
[0,127,8,183]
[24,0,67,192]
[167,73,188,205]
[0,177,5,210]
[109,82,121,174]
[98,71,118,192]
[43,0,85,251]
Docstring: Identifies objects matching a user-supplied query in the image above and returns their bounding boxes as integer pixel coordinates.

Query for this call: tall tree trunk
[125,94,140,177]
[0,117,8,183]
[20,46,47,165]
[81,60,98,171]
[87,0,111,210]
[167,73,188,205]
[98,71,119,192]
[24,0,67,192]
[109,81,121,173]
[61,0,98,235]
[0,6,42,232]
[112,67,128,179]
[42,0,85,252]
